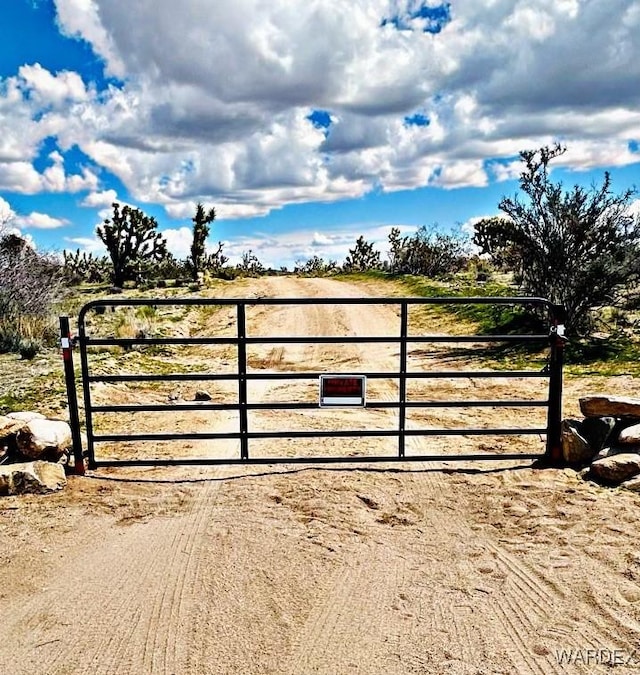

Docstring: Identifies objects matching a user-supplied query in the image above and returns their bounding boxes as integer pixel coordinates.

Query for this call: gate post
[398,301,408,458]
[59,316,85,475]
[545,304,566,465]
[237,303,249,460]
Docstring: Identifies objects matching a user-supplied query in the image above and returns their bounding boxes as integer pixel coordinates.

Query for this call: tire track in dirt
[254,281,509,671]
[68,307,250,673]
[1,288,246,675]
[417,470,567,673]
[0,468,227,675]
[283,541,410,675]
[399,454,637,673]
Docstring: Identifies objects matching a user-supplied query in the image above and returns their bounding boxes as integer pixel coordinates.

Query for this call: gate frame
[62,296,566,471]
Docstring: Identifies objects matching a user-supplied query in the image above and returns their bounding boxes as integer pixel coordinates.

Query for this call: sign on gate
[319,374,367,407]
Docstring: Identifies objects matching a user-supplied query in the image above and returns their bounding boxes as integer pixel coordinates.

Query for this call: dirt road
[2,277,640,674]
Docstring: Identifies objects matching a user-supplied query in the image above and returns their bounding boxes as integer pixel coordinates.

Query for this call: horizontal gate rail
[70,295,566,469]
[88,370,548,383]
[83,334,549,346]
[78,296,554,308]
[91,399,549,413]
[93,427,548,443]
[94,452,545,468]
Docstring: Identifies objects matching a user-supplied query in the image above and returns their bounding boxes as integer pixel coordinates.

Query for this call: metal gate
[61,296,566,473]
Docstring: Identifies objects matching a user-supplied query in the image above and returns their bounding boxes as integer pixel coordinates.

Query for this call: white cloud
[54,0,126,78]
[0,161,44,193]
[311,232,334,246]
[81,188,119,207]
[0,0,637,238]
[160,226,192,260]
[18,63,88,106]
[488,159,523,183]
[434,160,488,189]
[0,155,98,194]
[15,212,69,229]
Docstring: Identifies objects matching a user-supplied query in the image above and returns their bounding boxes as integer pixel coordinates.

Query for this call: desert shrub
[0,234,63,354]
[217,267,242,281]
[237,250,265,276]
[62,249,110,284]
[18,338,41,360]
[473,144,640,336]
[294,256,338,276]
[387,226,468,277]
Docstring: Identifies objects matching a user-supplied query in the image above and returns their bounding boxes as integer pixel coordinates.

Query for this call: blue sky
[1,0,639,269]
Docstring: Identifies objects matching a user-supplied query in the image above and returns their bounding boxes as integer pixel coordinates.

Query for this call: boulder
[621,475,640,492]
[590,453,640,485]
[580,395,640,418]
[0,461,66,495]
[561,419,594,466]
[0,415,26,439]
[618,422,640,447]
[593,446,625,462]
[582,416,616,452]
[16,419,72,461]
[6,411,46,422]
[194,390,212,401]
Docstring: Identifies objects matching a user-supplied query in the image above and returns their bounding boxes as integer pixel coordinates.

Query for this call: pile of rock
[0,412,70,495]
[562,395,640,490]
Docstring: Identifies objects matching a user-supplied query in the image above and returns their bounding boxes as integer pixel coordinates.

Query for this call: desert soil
[2,277,640,674]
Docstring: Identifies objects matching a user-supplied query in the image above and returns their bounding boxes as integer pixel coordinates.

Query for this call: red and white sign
[319,375,366,407]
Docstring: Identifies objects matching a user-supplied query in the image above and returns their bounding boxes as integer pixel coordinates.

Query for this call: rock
[580,395,640,418]
[6,411,46,422]
[590,453,640,485]
[0,461,66,495]
[621,475,640,492]
[618,422,640,446]
[561,419,595,466]
[593,446,625,462]
[194,390,212,401]
[16,419,72,461]
[577,466,592,480]
[0,415,26,439]
[581,416,616,452]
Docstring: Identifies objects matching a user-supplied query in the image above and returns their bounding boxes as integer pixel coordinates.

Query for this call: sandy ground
[2,277,640,674]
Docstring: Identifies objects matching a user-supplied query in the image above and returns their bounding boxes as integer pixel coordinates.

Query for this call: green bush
[18,338,41,360]
[473,145,640,336]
